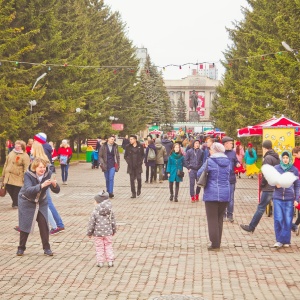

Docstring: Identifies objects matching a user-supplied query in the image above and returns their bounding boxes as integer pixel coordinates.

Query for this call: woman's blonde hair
[31,141,50,163]
[31,158,48,171]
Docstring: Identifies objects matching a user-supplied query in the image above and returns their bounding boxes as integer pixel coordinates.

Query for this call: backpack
[148,148,156,161]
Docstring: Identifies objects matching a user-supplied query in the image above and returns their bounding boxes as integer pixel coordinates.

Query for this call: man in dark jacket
[122,135,130,153]
[184,140,203,202]
[222,136,240,222]
[99,135,120,199]
[161,134,173,180]
[240,140,280,233]
[124,135,144,198]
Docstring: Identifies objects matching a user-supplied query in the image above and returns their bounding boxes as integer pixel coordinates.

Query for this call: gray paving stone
[1,156,300,299]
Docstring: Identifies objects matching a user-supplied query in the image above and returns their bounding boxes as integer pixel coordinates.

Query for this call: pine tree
[176,92,187,122]
[212,0,300,137]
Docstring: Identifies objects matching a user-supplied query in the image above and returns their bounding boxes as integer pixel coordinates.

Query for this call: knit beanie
[262,140,272,150]
[34,132,47,144]
[94,191,109,203]
[211,142,225,153]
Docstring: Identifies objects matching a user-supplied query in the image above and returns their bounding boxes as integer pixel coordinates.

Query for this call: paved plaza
[1,155,300,299]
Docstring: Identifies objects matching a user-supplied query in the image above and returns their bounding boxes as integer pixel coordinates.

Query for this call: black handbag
[177,170,185,178]
[197,160,209,188]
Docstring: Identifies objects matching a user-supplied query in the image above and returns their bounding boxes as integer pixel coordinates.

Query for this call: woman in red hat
[244,143,260,178]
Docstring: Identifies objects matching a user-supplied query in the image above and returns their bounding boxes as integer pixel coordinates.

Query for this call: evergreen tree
[212,0,300,137]
[176,92,187,122]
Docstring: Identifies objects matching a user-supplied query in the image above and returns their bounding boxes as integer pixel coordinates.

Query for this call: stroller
[91,150,99,169]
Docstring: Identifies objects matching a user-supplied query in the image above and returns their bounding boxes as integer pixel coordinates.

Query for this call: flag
[199,64,203,69]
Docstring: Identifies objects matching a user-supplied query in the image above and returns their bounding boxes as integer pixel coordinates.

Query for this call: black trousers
[18,211,50,251]
[130,170,142,195]
[145,166,155,182]
[205,201,228,248]
[6,184,21,207]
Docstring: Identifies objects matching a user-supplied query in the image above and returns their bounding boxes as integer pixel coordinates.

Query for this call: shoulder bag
[0,181,6,197]
[197,159,209,188]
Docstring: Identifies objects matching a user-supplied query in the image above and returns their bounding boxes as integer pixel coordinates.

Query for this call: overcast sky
[104,0,248,80]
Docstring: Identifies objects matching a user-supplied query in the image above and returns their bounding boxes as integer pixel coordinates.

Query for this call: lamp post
[282,41,299,62]
[76,108,81,158]
[29,100,37,114]
[32,73,47,91]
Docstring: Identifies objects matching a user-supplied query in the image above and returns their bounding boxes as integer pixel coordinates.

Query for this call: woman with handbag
[166,143,184,202]
[197,142,231,251]
[2,140,30,208]
[58,139,73,185]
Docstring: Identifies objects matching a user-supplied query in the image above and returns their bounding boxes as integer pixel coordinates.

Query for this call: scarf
[171,152,182,159]
[280,151,293,172]
[13,149,23,154]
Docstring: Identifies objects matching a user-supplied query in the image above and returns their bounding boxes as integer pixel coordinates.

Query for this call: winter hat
[155,138,162,144]
[211,142,225,153]
[236,141,241,146]
[94,190,109,203]
[248,143,253,148]
[34,132,47,144]
[262,140,272,150]
[62,139,68,145]
[221,136,234,144]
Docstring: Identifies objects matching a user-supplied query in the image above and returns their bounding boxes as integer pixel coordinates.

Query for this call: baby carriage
[91,150,99,169]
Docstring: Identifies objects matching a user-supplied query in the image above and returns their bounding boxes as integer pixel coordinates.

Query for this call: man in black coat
[124,135,144,198]
[240,140,280,233]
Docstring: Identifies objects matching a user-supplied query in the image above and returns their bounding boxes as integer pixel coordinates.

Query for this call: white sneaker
[283,244,290,248]
[108,261,114,267]
[274,242,283,248]
[97,262,104,267]
[64,181,68,185]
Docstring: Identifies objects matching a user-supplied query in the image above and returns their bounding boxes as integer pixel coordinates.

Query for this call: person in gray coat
[154,138,167,183]
[87,191,116,267]
[17,158,60,256]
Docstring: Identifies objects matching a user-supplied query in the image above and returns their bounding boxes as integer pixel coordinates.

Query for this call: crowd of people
[1,130,300,266]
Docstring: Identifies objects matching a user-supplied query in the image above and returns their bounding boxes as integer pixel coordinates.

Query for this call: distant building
[164,74,220,124]
[136,48,147,73]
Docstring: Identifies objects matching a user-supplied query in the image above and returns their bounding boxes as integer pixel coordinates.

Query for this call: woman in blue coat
[197,142,231,251]
[167,143,184,202]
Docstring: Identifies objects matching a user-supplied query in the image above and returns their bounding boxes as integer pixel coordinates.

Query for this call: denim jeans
[273,199,294,244]
[224,183,235,219]
[104,167,116,194]
[189,169,200,197]
[61,164,69,182]
[48,207,57,229]
[47,189,64,228]
[249,191,273,230]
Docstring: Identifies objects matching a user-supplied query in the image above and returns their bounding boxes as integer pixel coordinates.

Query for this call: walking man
[184,140,203,202]
[240,140,279,233]
[99,135,120,199]
[222,136,240,222]
[124,135,144,198]
[161,134,173,180]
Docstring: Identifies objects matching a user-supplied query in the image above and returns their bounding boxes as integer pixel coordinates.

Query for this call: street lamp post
[32,73,47,91]
[76,108,81,158]
[29,100,37,114]
[282,41,299,62]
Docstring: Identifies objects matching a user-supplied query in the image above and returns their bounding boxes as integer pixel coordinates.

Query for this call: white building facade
[164,75,220,125]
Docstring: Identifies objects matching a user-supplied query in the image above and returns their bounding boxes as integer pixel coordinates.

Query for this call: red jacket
[58,147,72,158]
[294,158,300,178]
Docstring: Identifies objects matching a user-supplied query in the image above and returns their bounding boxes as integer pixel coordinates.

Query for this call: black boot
[131,194,136,199]
[169,182,174,201]
[174,184,179,202]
